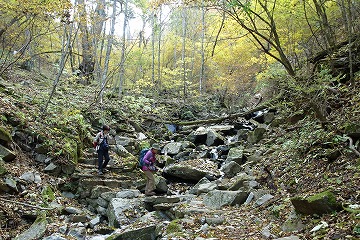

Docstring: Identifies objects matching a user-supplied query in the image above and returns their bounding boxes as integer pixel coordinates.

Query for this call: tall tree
[181,5,188,100]
[199,0,206,93]
[77,0,95,84]
[220,0,296,76]
[118,0,129,98]
[100,0,117,105]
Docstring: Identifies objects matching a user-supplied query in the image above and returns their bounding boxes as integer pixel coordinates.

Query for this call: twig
[0,197,55,210]
[347,136,360,157]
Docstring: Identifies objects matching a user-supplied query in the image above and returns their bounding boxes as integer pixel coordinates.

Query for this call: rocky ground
[0,68,359,240]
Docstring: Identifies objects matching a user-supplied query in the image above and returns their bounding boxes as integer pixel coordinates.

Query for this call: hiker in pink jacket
[142,144,161,196]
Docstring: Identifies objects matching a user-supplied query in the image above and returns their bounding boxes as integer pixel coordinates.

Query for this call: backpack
[138,148,149,168]
[99,136,109,150]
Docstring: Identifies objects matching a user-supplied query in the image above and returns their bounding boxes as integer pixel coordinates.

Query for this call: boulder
[0,126,12,143]
[107,198,146,227]
[220,161,242,178]
[225,146,245,165]
[163,142,183,155]
[247,127,266,144]
[291,190,341,215]
[109,225,158,240]
[0,159,7,176]
[0,144,16,162]
[206,129,225,146]
[163,159,221,182]
[203,190,249,209]
[14,212,47,240]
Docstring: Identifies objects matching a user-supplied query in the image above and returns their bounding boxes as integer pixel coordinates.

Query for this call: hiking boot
[98,170,103,175]
[145,191,156,196]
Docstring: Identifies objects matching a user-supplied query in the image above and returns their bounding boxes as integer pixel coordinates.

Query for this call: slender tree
[118,0,129,98]
[100,0,117,105]
[199,0,206,93]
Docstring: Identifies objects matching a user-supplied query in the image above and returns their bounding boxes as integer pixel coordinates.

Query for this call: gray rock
[220,161,242,178]
[71,214,90,223]
[197,182,218,195]
[163,159,220,182]
[203,190,249,209]
[244,192,254,204]
[255,193,274,206]
[109,225,158,240]
[114,144,133,158]
[19,171,36,182]
[89,216,101,228]
[64,207,83,214]
[247,127,266,144]
[205,216,225,226]
[115,136,135,146]
[35,153,47,163]
[225,146,244,165]
[44,162,61,175]
[90,186,114,199]
[206,130,225,146]
[281,211,305,232]
[100,191,116,201]
[97,197,109,208]
[0,144,16,162]
[61,191,76,198]
[5,177,18,192]
[189,177,211,194]
[14,213,47,240]
[155,175,168,193]
[115,189,141,198]
[163,142,183,155]
[96,206,107,216]
[227,173,255,191]
[107,198,145,228]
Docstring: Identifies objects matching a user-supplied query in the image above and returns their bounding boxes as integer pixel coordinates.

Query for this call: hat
[151,143,161,150]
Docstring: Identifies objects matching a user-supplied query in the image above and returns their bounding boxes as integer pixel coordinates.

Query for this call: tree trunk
[100,0,117,105]
[199,0,206,93]
[157,6,162,90]
[182,6,187,101]
[118,0,129,99]
[77,0,95,84]
[44,24,71,113]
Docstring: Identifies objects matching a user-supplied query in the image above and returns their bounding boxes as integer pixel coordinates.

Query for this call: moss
[307,190,336,204]
[34,211,47,224]
[166,219,182,234]
[0,160,7,175]
[0,126,12,142]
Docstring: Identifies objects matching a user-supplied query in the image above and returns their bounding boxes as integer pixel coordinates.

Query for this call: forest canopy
[0,0,359,108]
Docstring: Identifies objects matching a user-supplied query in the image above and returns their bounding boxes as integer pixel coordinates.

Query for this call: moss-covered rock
[13,211,47,240]
[0,159,7,176]
[0,126,12,143]
[0,144,16,162]
[291,190,341,215]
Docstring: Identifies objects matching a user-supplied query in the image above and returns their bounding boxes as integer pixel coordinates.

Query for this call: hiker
[93,125,111,175]
[142,143,161,196]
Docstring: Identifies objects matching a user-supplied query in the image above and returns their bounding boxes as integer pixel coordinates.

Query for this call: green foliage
[166,220,182,234]
[41,185,55,206]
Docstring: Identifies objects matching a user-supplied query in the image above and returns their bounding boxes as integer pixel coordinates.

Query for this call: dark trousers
[97,149,110,171]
